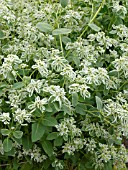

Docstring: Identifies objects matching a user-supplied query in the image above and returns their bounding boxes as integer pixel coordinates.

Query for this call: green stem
[119,80,128,90]
[65,0,106,58]
[59,34,64,56]
[16,72,23,81]
[78,0,106,40]
[84,109,116,127]
[30,69,37,78]
[90,2,94,20]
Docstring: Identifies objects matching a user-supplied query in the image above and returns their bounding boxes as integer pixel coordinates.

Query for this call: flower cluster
[55,117,81,140]
[0,112,11,125]
[18,145,47,163]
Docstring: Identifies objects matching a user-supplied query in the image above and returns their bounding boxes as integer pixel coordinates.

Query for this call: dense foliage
[0,0,128,169]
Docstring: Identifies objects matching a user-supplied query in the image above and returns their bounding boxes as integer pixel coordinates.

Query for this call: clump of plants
[0,0,128,169]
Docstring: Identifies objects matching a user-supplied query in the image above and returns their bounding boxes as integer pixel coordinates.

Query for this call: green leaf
[88,23,101,32]
[60,0,69,8]
[104,161,113,170]
[42,140,53,157]
[62,104,72,115]
[36,22,53,33]
[12,82,24,89]
[42,116,58,127]
[0,89,3,96]
[62,36,71,44]
[0,82,8,88]
[52,28,72,35]
[109,30,117,34]
[13,131,23,139]
[73,55,80,67]
[72,92,78,107]
[46,132,58,140]
[43,159,51,169]
[45,104,53,112]
[32,108,42,117]
[109,70,118,77]
[13,159,19,170]
[0,30,5,39]
[1,129,10,136]
[31,122,45,142]
[53,102,60,111]
[3,138,13,152]
[4,147,16,156]
[114,139,122,145]
[22,136,32,150]
[54,136,63,146]
[95,96,103,110]
[13,137,22,145]
[20,162,33,170]
[75,103,87,115]
[7,72,15,81]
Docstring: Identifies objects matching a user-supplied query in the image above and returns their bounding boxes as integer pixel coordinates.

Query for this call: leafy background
[0,0,128,169]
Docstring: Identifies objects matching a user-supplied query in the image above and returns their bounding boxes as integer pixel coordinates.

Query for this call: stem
[90,2,94,20]
[84,109,116,127]
[55,8,64,56]
[59,34,64,56]
[16,72,23,81]
[64,0,106,58]
[0,161,28,167]
[78,0,106,40]
[30,69,37,77]
[119,80,128,90]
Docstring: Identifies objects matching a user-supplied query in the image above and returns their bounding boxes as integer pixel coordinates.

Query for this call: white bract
[28,96,48,112]
[0,112,11,125]
[32,59,49,77]
[13,108,31,125]
[26,79,43,97]
[43,85,70,107]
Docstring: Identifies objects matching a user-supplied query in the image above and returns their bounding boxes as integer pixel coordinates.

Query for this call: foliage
[0,0,128,169]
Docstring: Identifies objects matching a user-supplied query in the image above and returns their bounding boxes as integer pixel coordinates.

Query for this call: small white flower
[60,65,76,81]
[13,108,31,124]
[26,79,43,97]
[0,112,11,124]
[32,59,49,77]
[28,96,48,112]
[43,85,69,107]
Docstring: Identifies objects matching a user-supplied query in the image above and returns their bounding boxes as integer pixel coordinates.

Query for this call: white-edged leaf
[1,129,10,136]
[72,92,78,107]
[13,131,23,139]
[52,28,72,35]
[95,96,103,110]
[109,30,117,34]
